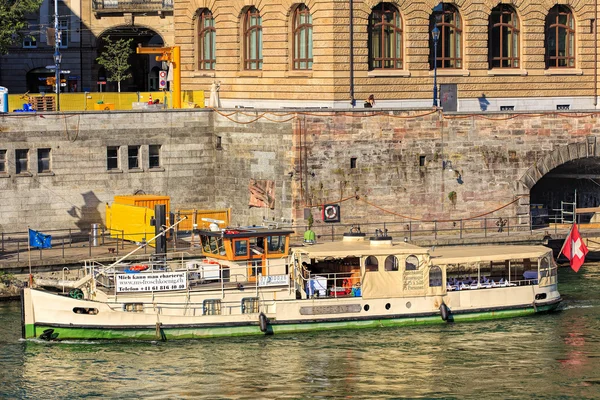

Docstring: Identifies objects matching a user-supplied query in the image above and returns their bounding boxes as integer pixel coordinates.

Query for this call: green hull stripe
[25,303,558,340]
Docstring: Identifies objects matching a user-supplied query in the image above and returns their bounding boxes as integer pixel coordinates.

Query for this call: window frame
[197,9,216,70]
[489,4,520,69]
[365,255,379,272]
[243,6,263,70]
[107,146,120,171]
[0,150,6,174]
[15,149,29,175]
[429,266,443,287]
[292,4,313,70]
[545,5,576,69]
[58,19,68,48]
[384,255,399,271]
[369,3,403,70]
[430,4,463,69]
[37,148,51,173]
[149,144,161,169]
[203,299,222,315]
[23,34,37,49]
[127,145,141,170]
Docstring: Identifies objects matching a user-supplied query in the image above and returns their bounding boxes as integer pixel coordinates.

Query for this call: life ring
[130,264,149,271]
[224,230,240,235]
[324,205,338,220]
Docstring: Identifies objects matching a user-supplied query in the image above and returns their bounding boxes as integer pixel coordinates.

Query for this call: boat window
[250,237,265,255]
[267,235,286,254]
[203,299,221,315]
[365,256,378,272]
[73,307,99,315]
[234,239,248,256]
[405,255,418,271]
[384,255,399,271]
[123,303,143,313]
[242,297,259,314]
[250,260,263,277]
[429,266,443,287]
[539,257,550,278]
[208,236,219,254]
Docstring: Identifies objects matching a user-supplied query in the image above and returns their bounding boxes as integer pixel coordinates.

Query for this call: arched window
[365,256,379,272]
[489,4,519,68]
[430,4,462,69]
[405,255,418,271]
[244,6,263,70]
[293,4,313,70]
[369,3,403,70]
[546,5,575,68]
[385,255,398,271]
[197,9,216,70]
[429,266,442,287]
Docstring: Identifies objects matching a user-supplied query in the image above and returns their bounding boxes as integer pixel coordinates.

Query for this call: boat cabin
[198,227,294,282]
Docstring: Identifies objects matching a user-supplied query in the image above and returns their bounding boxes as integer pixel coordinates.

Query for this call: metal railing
[92,0,173,12]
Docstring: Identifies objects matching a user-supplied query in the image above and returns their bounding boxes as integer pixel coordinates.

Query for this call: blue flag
[29,229,52,249]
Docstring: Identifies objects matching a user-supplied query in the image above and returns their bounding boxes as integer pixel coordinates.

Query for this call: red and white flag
[561,224,588,272]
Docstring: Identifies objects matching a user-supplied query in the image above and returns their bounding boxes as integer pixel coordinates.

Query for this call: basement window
[500,106,515,111]
[37,148,51,173]
[557,105,570,111]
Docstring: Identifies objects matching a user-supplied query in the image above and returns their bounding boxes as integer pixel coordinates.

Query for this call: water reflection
[1,263,600,398]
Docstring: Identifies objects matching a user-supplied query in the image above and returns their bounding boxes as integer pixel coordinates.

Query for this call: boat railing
[446,278,538,291]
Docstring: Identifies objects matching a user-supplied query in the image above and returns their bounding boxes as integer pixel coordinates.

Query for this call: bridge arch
[517,138,600,224]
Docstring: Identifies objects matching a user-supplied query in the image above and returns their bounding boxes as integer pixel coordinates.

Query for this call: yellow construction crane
[136,45,181,109]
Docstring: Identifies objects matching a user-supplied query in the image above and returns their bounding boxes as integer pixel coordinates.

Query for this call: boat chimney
[343,224,366,242]
[370,227,392,246]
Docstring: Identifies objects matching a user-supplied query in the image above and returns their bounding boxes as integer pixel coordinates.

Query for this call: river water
[1,263,600,399]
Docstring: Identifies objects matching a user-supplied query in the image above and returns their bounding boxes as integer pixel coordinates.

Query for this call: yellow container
[94,103,115,111]
[114,195,170,216]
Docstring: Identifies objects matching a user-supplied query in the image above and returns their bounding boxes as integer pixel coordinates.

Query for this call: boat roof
[292,239,428,259]
[198,226,294,239]
[429,245,552,264]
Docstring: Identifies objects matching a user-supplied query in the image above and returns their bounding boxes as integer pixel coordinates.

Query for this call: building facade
[175,0,599,111]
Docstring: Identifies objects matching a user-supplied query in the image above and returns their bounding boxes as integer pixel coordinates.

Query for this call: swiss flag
[562,224,588,272]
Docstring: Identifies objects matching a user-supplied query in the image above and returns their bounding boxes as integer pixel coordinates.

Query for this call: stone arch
[517,139,595,194]
[94,25,166,47]
[184,0,219,21]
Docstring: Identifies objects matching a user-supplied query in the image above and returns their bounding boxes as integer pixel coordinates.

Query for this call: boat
[21,226,561,341]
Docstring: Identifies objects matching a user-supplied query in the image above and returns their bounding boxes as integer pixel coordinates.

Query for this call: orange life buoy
[131,264,148,271]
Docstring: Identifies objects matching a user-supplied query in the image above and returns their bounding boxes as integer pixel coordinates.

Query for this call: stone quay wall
[1,108,599,233]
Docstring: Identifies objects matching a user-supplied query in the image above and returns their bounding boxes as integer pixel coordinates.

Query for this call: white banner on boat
[258,274,289,287]
[116,272,187,293]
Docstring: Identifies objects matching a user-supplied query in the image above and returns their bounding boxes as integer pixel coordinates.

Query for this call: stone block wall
[1,108,600,233]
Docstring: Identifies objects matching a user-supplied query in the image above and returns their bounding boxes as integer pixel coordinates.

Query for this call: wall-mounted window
[107,146,119,170]
[405,255,418,271]
[242,297,259,314]
[128,145,140,170]
[292,4,313,70]
[369,3,403,70]
[23,35,37,49]
[546,5,575,68]
[429,266,442,287]
[243,6,262,70]
[37,148,51,173]
[149,145,161,169]
[384,255,398,271]
[0,150,6,173]
[430,4,462,69]
[197,9,216,70]
[203,299,221,315]
[15,149,29,174]
[350,157,357,169]
[489,4,519,68]
[58,20,68,48]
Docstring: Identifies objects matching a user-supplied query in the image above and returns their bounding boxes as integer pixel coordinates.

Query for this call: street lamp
[53,50,61,111]
[432,26,440,108]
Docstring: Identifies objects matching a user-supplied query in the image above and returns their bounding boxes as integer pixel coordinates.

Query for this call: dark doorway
[530,158,600,225]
